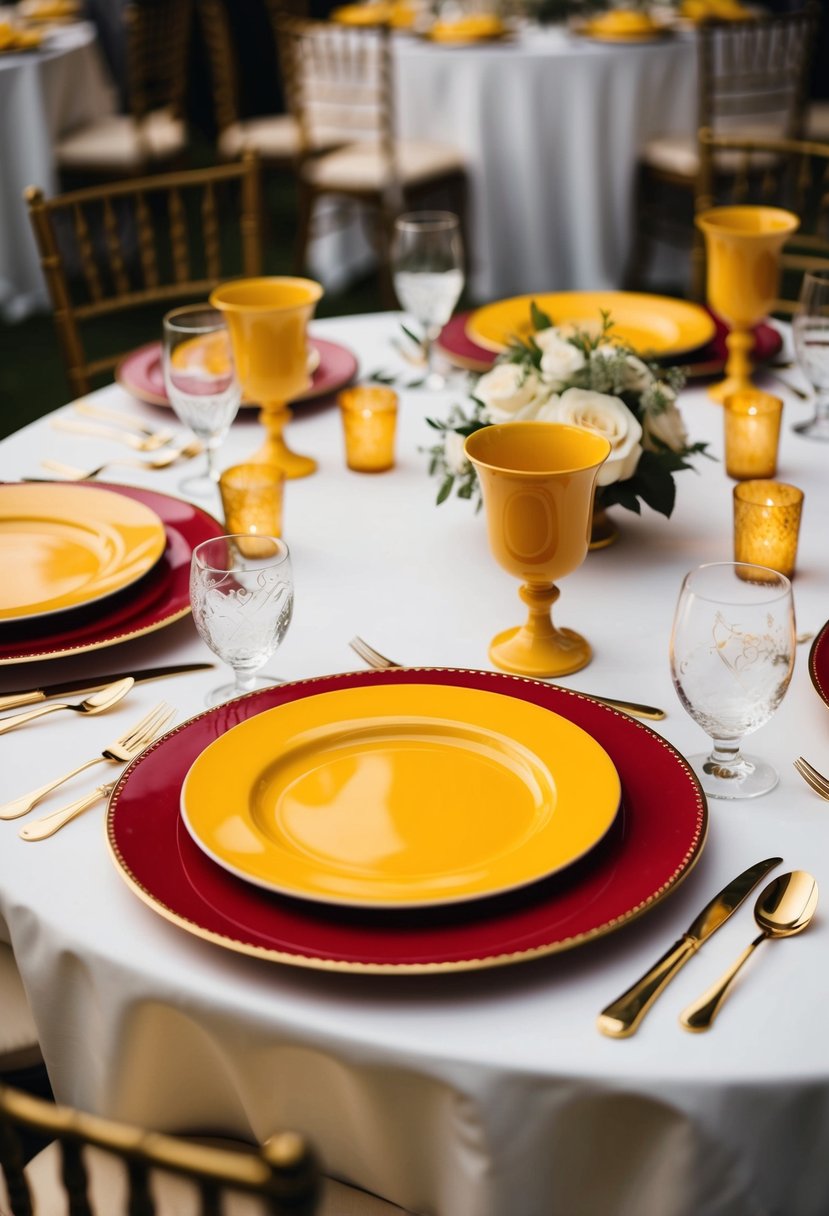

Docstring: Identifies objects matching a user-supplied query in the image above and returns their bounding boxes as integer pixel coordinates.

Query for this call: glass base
[792,415,829,442]
[688,751,778,800]
[179,471,219,498]
[204,673,284,708]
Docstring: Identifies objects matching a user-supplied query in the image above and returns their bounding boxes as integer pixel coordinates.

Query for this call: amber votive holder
[219,462,285,556]
[338,385,398,472]
[733,479,804,578]
[723,390,783,480]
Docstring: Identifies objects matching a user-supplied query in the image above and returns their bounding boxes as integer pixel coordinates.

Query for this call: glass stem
[232,666,260,696]
[813,389,829,423]
[204,441,219,483]
[706,737,745,777]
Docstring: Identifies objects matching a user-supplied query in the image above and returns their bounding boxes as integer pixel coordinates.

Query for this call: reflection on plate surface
[108,668,707,972]
[467,292,716,358]
[0,483,166,623]
[181,683,621,907]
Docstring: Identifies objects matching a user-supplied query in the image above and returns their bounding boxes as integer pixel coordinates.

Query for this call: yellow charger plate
[426,14,508,42]
[0,483,167,623]
[467,291,716,358]
[180,682,622,908]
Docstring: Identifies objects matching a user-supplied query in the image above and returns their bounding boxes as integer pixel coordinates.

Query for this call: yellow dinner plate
[180,682,622,908]
[467,292,716,358]
[427,14,507,42]
[0,483,167,623]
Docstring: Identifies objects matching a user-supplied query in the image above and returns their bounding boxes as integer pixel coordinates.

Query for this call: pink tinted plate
[116,338,358,408]
[0,483,223,664]
[809,622,829,708]
[436,310,782,378]
[107,668,707,974]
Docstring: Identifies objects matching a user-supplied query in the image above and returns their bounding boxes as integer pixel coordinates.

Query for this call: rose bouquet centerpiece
[427,304,707,536]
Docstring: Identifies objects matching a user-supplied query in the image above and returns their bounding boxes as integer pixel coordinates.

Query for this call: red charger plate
[107,668,707,974]
[436,310,782,379]
[116,338,358,409]
[809,622,829,708]
[0,483,223,664]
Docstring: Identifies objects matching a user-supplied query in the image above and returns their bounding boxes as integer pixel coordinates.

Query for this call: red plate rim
[107,668,707,975]
[115,337,358,409]
[809,621,829,708]
[0,482,223,664]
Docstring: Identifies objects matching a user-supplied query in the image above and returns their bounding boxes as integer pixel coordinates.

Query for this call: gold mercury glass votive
[733,480,804,578]
[338,385,399,472]
[724,390,783,480]
[219,463,285,556]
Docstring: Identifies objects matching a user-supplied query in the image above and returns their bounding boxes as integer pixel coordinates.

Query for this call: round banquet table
[2,312,829,1216]
[0,20,115,321]
[310,26,697,300]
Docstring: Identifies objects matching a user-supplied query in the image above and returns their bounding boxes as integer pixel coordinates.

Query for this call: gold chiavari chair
[626,6,819,296]
[0,1084,418,1215]
[25,151,263,399]
[0,949,42,1079]
[198,0,310,170]
[278,16,467,303]
[696,127,829,315]
[0,1084,319,1216]
[56,0,194,180]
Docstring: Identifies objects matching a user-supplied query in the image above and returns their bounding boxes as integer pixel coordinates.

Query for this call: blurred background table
[0,19,114,321]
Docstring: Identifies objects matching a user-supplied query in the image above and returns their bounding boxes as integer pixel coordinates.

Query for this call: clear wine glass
[162,305,242,497]
[793,269,829,441]
[391,210,465,391]
[190,535,293,707]
[670,561,795,800]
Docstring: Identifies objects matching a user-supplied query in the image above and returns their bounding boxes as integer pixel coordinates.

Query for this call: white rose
[474,363,548,423]
[546,387,643,486]
[533,328,586,388]
[591,346,653,394]
[642,395,688,454]
[445,429,471,475]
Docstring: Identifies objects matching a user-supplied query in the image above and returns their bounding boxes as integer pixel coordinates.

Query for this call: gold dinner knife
[597,856,782,1038]
[0,663,214,711]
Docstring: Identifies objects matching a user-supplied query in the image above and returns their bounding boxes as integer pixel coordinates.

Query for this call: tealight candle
[724,390,783,480]
[219,462,285,556]
[338,385,398,472]
[733,480,804,578]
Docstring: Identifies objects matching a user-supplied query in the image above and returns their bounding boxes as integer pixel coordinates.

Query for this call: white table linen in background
[0,22,115,321]
[309,27,698,300]
[1,313,829,1216]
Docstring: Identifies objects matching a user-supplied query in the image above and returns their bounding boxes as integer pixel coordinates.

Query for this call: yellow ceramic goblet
[695,206,799,404]
[210,277,323,478]
[465,421,611,677]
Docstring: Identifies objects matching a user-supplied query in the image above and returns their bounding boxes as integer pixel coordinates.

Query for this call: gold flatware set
[40,439,204,481]
[0,676,134,735]
[599,860,819,1036]
[349,635,668,721]
[38,404,202,479]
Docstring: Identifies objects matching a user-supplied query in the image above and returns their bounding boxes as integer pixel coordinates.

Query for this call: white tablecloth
[311,27,697,300]
[0,21,115,321]
[2,313,829,1216]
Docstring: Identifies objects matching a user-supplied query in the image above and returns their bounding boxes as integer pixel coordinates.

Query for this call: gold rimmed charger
[180,681,622,908]
[0,483,166,624]
[467,291,716,358]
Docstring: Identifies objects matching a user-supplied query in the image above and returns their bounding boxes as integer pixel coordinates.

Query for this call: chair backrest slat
[60,1139,94,1216]
[25,151,264,397]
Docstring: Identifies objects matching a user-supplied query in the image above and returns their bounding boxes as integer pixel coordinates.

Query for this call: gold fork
[348,635,667,721]
[40,440,203,481]
[793,757,829,801]
[0,703,175,821]
[52,417,172,451]
[20,780,119,842]
[73,401,176,443]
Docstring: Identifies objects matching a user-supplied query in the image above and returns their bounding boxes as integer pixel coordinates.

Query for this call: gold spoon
[680,870,819,1032]
[0,677,134,736]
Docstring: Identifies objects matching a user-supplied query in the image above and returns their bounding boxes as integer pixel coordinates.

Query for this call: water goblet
[162,305,241,498]
[464,421,610,677]
[391,210,465,391]
[670,561,795,800]
[190,535,293,707]
[792,269,829,441]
